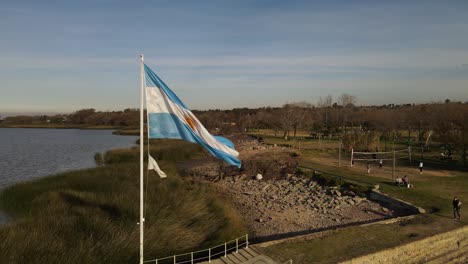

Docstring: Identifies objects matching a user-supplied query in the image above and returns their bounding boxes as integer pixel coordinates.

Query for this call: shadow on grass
[60,191,122,220]
[250,217,398,244]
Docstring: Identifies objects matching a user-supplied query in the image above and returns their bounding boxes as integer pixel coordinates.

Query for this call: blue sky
[1,0,468,114]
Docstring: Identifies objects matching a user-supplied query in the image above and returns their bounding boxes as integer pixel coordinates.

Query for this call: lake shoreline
[0,124,123,130]
[0,128,138,190]
[0,126,139,136]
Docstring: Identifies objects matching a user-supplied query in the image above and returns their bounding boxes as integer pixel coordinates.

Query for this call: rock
[373,184,380,190]
[256,174,263,180]
[353,197,363,204]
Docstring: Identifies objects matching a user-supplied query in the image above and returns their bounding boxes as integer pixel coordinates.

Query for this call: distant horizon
[1,98,467,118]
[1,0,468,113]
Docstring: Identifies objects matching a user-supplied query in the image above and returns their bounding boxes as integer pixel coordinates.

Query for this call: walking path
[201,247,279,264]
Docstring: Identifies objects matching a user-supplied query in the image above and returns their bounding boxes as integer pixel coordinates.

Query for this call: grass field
[1,131,467,263]
[255,134,468,263]
[0,139,246,264]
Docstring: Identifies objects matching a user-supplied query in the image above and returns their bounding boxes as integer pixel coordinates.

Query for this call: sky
[1,0,468,114]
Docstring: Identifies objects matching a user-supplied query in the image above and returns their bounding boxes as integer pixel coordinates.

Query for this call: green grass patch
[261,148,468,263]
[0,140,245,263]
[262,214,462,264]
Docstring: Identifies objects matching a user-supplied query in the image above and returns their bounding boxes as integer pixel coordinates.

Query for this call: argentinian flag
[144,64,241,169]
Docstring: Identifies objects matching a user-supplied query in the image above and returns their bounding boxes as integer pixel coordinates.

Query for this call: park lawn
[249,132,414,154]
[0,140,246,264]
[298,151,468,215]
[261,214,462,264]
[260,147,468,263]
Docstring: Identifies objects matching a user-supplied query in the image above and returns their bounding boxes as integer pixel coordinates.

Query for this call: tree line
[1,96,467,166]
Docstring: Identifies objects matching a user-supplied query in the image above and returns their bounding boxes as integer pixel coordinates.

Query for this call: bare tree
[317,95,333,133]
[338,93,357,133]
[289,102,313,138]
[279,104,294,139]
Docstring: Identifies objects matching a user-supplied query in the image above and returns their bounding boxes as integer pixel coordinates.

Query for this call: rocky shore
[183,135,402,240]
[214,175,396,239]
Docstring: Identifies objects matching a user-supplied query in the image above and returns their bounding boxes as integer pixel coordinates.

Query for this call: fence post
[236,238,239,253]
[246,234,249,249]
[408,146,412,164]
[155,259,158,264]
[173,255,176,264]
[191,252,193,264]
[351,148,354,167]
[208,248,211,263]
[338,141,341,167]
[224,242,227,257]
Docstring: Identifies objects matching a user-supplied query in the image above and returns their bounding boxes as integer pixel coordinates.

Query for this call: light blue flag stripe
[148,113,241,168]
[214,136,235,149]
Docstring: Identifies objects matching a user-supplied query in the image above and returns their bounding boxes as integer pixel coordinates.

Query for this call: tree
[338,93,357,132]
[278,102,313,139]
[434,103,468,167]
[317,95,333,133]
[70,108,96,124]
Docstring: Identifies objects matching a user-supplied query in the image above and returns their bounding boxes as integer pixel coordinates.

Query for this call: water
[0,128,138,189]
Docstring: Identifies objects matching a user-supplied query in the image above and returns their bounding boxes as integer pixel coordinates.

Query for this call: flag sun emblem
[184,115,196,130]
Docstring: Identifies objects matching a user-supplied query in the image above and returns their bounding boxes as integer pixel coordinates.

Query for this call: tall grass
[0,139,245,263]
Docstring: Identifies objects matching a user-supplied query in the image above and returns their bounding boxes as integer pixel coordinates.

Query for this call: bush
[342,131,380,152]
[311,171,344,187]
[94,152,104,166]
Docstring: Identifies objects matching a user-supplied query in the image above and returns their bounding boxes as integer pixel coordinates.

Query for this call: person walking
[419,161,423,174]
[453,197,462,220]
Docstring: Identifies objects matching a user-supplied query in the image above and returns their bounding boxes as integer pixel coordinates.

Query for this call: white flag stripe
[145,86,239,158]
[148,154,167,178]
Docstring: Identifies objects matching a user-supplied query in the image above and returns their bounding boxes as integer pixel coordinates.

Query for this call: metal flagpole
[139,54,145,264]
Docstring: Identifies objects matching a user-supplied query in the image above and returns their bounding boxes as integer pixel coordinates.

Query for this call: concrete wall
[341,225,468,264]
[369,189,426,215]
